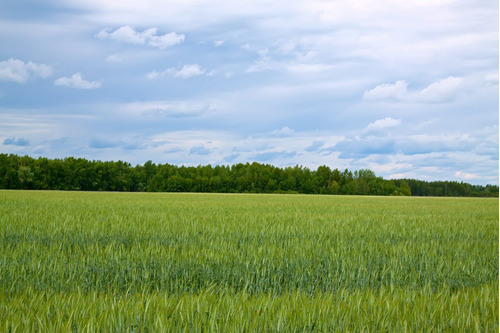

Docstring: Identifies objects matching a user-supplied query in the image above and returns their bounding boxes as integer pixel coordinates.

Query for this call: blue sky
[0,0,498,185]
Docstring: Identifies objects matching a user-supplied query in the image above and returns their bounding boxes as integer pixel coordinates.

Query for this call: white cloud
[362,81,409,101]
[148,64,207,79]
[147,128,345,167]
[246,51,273,73]
[1,0,497,185]
[418,76,464,102]
[0,58,52,83]
[95,25,184,49]
[103,99,225,121]
[105,54,122,62]
[54,73,101,89]
[455,171,479,180]
[268,126,295,137]
[365,117,402,131]
[132,101,212,118]
[363,77,465,103]
[146,71,160,80]
[149,32,186,49]
[244,44,335,75]
[96,25,152,44]
[214,40,225,47]
[329,123,498,184]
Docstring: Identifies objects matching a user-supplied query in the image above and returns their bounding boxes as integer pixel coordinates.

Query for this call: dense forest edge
[0,153,498,197]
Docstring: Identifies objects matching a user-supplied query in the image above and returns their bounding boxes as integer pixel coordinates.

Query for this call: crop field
[0,190,498,331]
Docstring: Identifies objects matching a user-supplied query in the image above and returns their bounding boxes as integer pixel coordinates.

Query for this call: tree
[340,169,354,194]
[398,180,411,196]
[354,169,377,195]
[0,154,495,197]
[315,165,332,193]
[18,166,34,189]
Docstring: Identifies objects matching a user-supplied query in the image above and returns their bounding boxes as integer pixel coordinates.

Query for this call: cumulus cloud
[96,25,152,44]
[54,73,101,89]
[363,77,465,103]
[1,1,497,185]
[455,171,479,180]
[148,64,207,79]
[214,40,225,47]
[105,54,122,62]
[418,76,464,102]
[363,80,408,101]
[365,117,402,133]
[146,71,161,80]
[95,26,184,49]
[173,64,206,78]
[0,58,52,83]
[149,32,185,49]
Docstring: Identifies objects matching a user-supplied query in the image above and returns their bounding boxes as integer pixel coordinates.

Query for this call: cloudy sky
[0,0,498,184]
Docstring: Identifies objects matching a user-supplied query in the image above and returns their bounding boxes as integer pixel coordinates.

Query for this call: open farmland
[0,190,498,331]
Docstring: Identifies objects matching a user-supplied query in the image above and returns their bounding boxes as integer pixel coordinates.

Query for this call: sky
[0,0,498,185]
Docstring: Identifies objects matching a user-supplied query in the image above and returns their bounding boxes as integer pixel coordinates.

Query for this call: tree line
[0,153,497,197]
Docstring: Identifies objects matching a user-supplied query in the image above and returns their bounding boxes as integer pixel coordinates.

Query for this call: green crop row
[1,284,497,332]
[0,191,498,331]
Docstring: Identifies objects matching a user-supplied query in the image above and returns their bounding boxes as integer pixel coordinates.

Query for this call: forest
[0,153,497,197]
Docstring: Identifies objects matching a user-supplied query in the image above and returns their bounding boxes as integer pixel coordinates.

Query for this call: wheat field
[0,191,497,331]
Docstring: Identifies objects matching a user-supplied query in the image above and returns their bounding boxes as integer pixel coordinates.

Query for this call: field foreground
[0,191,498,331]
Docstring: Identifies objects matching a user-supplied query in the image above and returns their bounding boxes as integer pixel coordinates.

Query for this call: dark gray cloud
[305,140,324,152]
[334,133,478,160]
[189,145,211,155]
[88,138,118,149]
[3,137,30,146]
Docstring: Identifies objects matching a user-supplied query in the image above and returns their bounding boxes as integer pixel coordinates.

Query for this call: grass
[0,190,498,331]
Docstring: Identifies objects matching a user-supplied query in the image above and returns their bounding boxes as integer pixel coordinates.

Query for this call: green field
[0,191,498,331]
